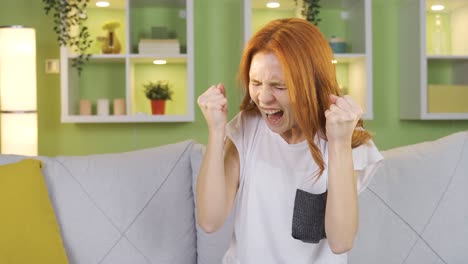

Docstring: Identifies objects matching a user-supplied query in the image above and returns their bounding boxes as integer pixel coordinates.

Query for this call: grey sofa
[351,131,468,264]
[1,131,466,263]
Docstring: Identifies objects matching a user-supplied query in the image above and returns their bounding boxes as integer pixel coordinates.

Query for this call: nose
[258,85,274,104]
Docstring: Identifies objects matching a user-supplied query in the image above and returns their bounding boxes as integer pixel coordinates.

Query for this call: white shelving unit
[244,0,373,119]
[399,0,468,120]
[60,0,194,123]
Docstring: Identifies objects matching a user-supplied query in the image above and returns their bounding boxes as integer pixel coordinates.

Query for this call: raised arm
[196,83,240,233]
[324,95,362,254]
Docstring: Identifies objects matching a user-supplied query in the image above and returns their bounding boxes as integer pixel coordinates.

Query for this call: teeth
[264,109,281,115]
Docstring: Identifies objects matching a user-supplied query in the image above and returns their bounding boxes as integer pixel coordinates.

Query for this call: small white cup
[97,99,109,116]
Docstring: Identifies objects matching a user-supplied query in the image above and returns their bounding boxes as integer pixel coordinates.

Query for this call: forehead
[249,52,284,79]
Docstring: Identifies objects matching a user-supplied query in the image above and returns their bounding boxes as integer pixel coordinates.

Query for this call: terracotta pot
[151,99,165,115]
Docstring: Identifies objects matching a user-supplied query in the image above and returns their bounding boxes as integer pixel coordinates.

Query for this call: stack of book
[138,39,180,54]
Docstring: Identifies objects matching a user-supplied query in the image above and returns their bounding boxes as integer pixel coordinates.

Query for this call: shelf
[399,0,468,119]
[86,3,127,55]
[129,54,187,63]
[68,54,127,62]
[417,113,468,120]
[333,53,366,62]
[60,0,194,123]
[427,55,468,60]
[427,84,468,114]
[130,0,186,8]
[61,114,193,123]
[427,59,468,85]
[129,2,187,54]
[129,55,189,118]
[425,1,468,56]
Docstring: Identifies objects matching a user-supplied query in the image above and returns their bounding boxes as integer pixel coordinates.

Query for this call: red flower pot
[151,99,166,115]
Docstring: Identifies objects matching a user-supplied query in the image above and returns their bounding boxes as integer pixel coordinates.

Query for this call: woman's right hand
[197,83,228,131]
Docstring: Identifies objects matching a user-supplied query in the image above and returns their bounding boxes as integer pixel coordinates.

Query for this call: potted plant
[143,80,173,115]
[294,0,322,26]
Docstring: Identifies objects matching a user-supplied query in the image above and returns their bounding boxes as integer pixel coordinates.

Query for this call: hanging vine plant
[43,0,93,75]
[294,0,322,26]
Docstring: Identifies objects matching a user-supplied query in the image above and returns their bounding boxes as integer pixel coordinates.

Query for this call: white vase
[97,99,109,116]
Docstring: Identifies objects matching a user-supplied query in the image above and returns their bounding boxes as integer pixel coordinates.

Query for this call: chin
[265,122,288,135]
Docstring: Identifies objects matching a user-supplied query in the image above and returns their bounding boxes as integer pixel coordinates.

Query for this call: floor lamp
[0,26,37,156]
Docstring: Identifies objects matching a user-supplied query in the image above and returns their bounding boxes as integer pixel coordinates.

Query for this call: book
[138,39,180,54]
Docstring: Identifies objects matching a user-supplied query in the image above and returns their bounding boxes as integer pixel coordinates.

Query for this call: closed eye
[274,86,287,90]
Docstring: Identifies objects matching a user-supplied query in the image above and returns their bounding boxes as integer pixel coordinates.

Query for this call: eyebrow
[250,78,286,86]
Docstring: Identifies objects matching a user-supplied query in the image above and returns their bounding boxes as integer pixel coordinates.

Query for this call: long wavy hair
[238,18,372,177]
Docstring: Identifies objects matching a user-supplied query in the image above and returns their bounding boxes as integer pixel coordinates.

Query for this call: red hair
[238,18,372,177]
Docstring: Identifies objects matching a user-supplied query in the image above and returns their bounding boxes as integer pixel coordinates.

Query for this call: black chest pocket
[291,189,327,243]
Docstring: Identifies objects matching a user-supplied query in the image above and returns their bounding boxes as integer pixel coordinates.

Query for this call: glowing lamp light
[0,26,37,156]
[153,59,167,65]
[96,1,110,8]
[266,1,280,8]
[431,4,445,11]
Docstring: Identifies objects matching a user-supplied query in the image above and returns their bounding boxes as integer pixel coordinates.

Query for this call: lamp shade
[0,26,37,155]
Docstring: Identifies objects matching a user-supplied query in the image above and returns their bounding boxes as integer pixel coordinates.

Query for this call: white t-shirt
[223,111,383,264]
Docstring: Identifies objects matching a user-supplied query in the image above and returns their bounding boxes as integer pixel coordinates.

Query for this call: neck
[280,127,306,144]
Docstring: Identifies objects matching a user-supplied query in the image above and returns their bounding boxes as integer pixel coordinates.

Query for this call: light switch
[179,9,186,19]
[45,59,60,74]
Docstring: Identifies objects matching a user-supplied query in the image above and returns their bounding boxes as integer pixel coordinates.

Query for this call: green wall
[0,0,243,155]
[365,0,468,149]
[0,0,467,156]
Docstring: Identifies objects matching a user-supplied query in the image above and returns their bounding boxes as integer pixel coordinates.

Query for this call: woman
[196,18,383,263]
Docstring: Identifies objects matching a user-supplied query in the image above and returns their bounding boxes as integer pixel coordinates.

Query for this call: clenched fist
[197,83,228,131]
[324,94,363,144]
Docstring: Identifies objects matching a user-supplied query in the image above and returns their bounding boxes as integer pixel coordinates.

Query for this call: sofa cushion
[350,131,468,264]
[190,143,234,264]
[40,141,197,264]
[369,132,467,233]
[421,132,468,263]
[0,159,68,264]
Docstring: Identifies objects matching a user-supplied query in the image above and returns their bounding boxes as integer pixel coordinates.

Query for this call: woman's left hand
[324,94,363,144]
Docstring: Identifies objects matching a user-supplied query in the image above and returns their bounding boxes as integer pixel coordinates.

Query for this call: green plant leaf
[42,0,92,75]
[143,81,174,100]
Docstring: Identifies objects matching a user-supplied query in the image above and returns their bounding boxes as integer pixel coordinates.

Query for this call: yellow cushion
[0,159,68,264]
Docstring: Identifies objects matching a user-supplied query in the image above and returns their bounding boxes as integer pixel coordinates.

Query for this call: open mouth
[264,109,284,123]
